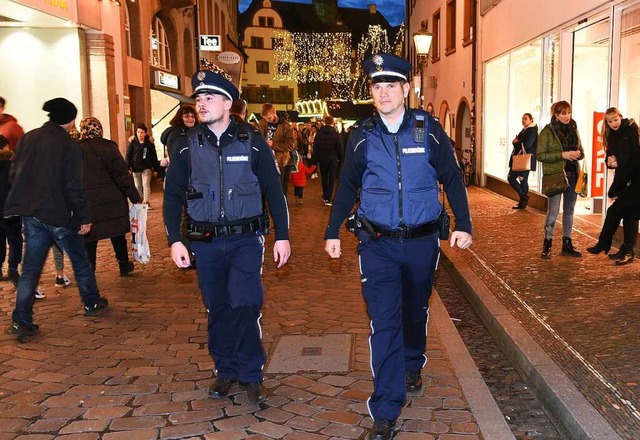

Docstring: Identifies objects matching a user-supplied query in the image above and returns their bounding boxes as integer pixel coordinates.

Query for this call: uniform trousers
[357,231,440,421]
[192,232,266,383]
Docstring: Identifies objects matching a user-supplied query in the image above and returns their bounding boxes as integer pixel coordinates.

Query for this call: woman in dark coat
[125,123,158,206]
[79,117,141,275]
[508,113,538,209]
[587,108,640,264]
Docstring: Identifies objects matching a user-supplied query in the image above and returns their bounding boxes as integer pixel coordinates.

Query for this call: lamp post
[413,30,433,110]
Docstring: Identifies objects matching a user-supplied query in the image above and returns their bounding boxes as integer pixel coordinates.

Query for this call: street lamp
[413,30,433,109]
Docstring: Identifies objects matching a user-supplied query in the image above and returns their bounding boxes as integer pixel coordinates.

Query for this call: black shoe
[405,370,423,392]
[84,297,109,316]
[239,381,267,404]
[7,268,19,286]
[561,237,582,257]
[12,321,40,341]
[587,244,609,255]
[609,247,628,260]
[512,193,526,209]
[208,378,236,398]
[118,260,134,276]
[368,419,396,440]
[615,250,634,266]
[541,238,552,259]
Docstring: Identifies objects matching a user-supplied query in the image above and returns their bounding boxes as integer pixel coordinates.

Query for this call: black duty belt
[189,217,263,238]
[374,221,439,239]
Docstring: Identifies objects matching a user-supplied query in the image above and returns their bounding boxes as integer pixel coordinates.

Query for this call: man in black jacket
[311,115,344,205]
[5,98,109,341]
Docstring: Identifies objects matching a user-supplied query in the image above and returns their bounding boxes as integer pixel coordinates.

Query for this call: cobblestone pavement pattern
[446,186,640,440]
[0,179,487,439]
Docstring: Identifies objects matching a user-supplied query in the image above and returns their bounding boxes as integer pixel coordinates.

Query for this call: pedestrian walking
[5,97,108,341]
[587,107,640,264]
[323,53,473,440]
[258,103,296,196]
[79,116,141,275]
[126,123,158,207]
[537,100,584,258]
[0,133,22,283]
[508,113,538,209]
[163,69,291,404]
[311,115,343,206]
[289,152,316,204]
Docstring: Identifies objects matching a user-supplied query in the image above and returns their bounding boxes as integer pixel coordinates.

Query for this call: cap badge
[196,71,206,81]
[372,54,384,71]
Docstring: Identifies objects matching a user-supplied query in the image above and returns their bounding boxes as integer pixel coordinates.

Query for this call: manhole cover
[266,334,352,374]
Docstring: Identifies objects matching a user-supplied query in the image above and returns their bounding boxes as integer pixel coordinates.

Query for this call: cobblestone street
[0,179,499,439]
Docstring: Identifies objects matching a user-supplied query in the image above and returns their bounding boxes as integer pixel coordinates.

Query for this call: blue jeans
[12,217,101,324]
[544,172,578,239]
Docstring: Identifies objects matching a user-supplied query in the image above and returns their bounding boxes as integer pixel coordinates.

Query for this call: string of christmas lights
[273,30,351,84]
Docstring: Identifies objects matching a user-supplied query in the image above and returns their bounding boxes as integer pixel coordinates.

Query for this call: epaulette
[353,116,376,132]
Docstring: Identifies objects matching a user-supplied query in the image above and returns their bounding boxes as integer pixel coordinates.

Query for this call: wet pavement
[0,179,511,439]
[444,186,639,439]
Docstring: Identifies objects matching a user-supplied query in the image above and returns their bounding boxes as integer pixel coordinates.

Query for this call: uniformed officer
[324,53,473,440]
[163,69,291,404]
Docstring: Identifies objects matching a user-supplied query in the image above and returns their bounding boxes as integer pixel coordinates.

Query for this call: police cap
[363,53,412,84]
[191,69,239,101]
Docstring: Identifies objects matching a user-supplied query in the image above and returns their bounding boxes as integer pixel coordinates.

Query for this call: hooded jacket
[0,113,25,152]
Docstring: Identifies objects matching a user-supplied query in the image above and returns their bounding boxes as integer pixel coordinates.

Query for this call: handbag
[511,147,532,172]
[575,161,588,197]
[285,150,299,172]
[541,172,569,197]
[129,204,150,264]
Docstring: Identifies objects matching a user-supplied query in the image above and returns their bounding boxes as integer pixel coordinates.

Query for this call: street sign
[200,34,221,52]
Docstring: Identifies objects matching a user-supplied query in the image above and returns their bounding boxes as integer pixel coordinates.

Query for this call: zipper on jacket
[217,137,226,219]
[394,134,404,226]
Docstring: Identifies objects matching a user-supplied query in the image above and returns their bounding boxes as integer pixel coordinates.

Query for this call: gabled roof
[238,0,400,47]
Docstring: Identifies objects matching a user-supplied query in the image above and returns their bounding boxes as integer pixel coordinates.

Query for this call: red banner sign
[591,112,605,197]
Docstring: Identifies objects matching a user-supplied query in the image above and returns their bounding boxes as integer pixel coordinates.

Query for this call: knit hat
[43,98,78,125]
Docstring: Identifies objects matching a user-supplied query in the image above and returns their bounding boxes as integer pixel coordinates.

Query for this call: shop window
[150,17,171,71]
[124,3,132,57]
[251,36,265,49]
[463,0,474,46]
[445,0,456,56]
[257,61,270,74]
[125,0,142,59]
[432,10,441,62]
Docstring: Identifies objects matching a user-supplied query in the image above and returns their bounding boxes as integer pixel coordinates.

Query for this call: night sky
[238,0,405,27]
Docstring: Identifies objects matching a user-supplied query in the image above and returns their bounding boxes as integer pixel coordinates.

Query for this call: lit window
[150,17,171,70]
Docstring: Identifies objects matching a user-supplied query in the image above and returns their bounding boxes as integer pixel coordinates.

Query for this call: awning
[156,89,195,105]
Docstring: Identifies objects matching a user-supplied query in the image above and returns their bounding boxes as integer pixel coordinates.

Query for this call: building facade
[1,0,241,157]
[408,0,476,167]
[477,0,640,214]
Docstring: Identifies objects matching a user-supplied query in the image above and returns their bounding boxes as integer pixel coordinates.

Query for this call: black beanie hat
[42,98,78,125]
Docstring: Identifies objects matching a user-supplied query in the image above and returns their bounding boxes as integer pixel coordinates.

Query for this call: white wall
[0,28,83,132]
[481,0,610,61]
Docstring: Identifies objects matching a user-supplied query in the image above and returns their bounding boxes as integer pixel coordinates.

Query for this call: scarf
[80,117,104,140]
[550,117,578,151]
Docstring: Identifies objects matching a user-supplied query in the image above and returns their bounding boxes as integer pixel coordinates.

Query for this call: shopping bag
[129,203,150,264]
[575,161,588,197]
[511,148,532,172]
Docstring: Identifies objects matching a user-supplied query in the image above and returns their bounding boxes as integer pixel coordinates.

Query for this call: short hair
[323,115,334,126]
[168,105,196,127]
[261,103,275,117]
[551,101,571,117]
[230,99,247,116]
[136,123,148,132]
[0,97,5,107]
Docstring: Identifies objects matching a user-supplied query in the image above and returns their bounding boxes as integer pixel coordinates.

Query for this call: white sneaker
[35,285,46,299]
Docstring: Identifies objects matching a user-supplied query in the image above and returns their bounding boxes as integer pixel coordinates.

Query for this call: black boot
[118,260,134,276]
[541,238,552,259]
[561,237,582,257]
[521,193,529,209]
[512,193,525,209]
[608,245,628,260]
[615,250,634,266]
